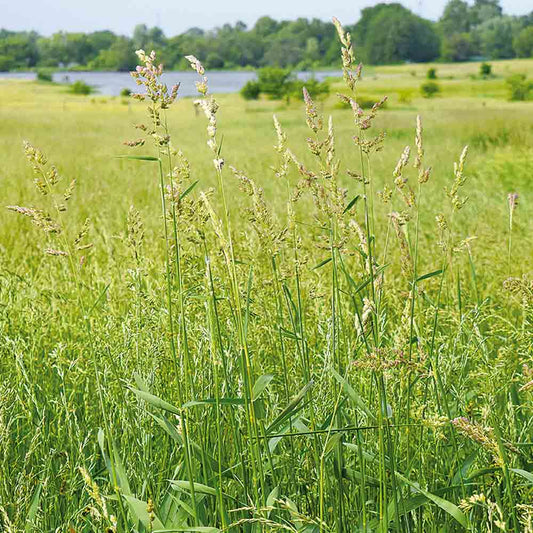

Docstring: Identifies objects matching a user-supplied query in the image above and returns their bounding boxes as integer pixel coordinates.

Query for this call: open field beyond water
[0,56,532,531]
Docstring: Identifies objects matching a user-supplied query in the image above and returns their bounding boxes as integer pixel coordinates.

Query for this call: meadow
[0,28,532,532]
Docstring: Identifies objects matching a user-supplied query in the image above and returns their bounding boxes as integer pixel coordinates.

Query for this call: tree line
[1,1,533,72]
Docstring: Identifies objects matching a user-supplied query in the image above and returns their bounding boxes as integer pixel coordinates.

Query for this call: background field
[2,59,533,276]
[1,56,532,531]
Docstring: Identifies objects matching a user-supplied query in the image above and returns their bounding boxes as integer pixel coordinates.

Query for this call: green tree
[89,36,136,71]
[253,16,280,38]
[513,26,533,58]
[475,16,520,59]
[441,32,477,61]
[439,0,471,36]
[205,52,224,69]
[357,4,440,64]
[0,31,39,69]
[305,37,320,64]
[470,0,503,26]
[86,30,116,54]
[132,24,166,56]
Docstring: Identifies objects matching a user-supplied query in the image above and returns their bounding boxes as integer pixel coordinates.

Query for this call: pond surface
[0,70,342,97]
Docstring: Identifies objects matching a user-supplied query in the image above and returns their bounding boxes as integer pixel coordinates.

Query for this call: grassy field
[0,41,532,533]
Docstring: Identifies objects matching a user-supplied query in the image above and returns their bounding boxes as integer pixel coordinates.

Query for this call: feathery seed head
[185,55,205,75]
[508,192,519,212]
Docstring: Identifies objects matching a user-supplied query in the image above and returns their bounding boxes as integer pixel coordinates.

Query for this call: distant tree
[475,16,520,59]
[354,4,393,47]
[38,32,92,66]
[183,27,205,38]
[133,24,165,54]
[470,0,503,26]
[0,31,39,68]
[517,11,533,28]
[357,4,440,64]
[263,38,303,67]
[132,24,149,49]
[0,55,12,71]
[253,17,280,38]
[305,37,320,63]
[513,26,533,58]
[206,52,224,69]
[439,0,471,36]
[1,5,530,72]
[87,30,116,53]
[441,32,477,61]
[89,36,136,71]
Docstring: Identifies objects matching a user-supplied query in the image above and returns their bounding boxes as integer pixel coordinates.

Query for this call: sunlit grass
[0,52,532,531]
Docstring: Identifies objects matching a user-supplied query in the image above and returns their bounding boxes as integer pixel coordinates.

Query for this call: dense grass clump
[69,79,93,95]
[0,20,532,533]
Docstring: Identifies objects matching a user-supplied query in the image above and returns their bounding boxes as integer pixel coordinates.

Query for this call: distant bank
[0,70,342,97]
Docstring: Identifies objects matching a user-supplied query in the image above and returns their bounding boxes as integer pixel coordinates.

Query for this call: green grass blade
[395,472,469,529]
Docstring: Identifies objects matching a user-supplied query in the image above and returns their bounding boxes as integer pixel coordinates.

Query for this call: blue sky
[1,0,531,35]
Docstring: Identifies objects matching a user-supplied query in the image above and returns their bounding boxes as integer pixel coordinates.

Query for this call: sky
[0,0,531,36]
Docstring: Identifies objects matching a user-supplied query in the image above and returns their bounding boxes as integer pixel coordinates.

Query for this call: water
[0,70,341,97]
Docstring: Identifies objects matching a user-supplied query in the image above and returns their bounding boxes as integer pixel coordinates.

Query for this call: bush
[506,74,532,101]
[427,68,437,80]
[120,87,132,97]
[358,95,387,110]
[69,80,93,95]
[480,62,492,77]
[288,78,330,101]
[420,81,440,98]
[334,95,387,110]
[37,70,53,83]
[397,89,413,104]
[240,80,261,100]
[257,67,291,99]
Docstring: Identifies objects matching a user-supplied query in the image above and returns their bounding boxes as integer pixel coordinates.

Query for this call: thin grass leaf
[312,257,332,270]
[183,398,245,408]
[169,480,217,496]
[395,472,468,529]
[179,180,199,201]
[331,369,375,421]
[343,194,361,214]
[129,386,181,415]
[123,494,165,530]
[24,482,41,533]
[252,374,274,401]
[266,381,314,435]
[416,269,443,283]
[324,433,343,457]
[511,468,533,484]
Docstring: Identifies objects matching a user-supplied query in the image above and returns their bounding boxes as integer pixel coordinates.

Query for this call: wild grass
[0,22,532,532]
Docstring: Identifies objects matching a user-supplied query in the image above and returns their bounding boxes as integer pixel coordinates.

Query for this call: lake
[0,70,342,97]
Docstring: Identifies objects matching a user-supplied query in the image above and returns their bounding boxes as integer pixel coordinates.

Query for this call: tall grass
[1,19,532,533]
